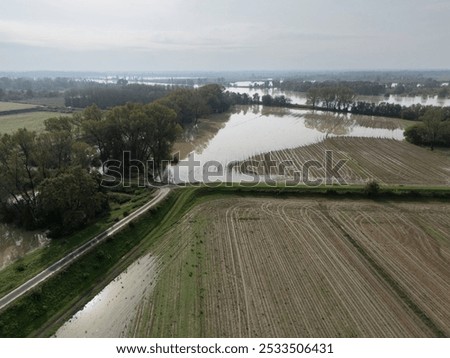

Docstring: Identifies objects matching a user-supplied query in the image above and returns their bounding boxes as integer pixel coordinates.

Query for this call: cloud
[0,0,449,71]
[0,19,274,52]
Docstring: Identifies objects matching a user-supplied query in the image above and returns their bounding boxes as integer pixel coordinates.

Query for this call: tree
[306,88,320,108]
[157,88,209,126]
[404,124,427,146]
[336,86,355,111]
[421,108,444,150]
[144,103,181,179]
[364,180,380,197]
[198,84,231,114]
[81,102,180,181]
[261,94,273,106]
[38,167,108,237]
[0,130,39,227]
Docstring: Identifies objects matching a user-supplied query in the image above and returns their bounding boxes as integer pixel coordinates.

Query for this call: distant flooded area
[0,224,48,270]
[226,87,450,107]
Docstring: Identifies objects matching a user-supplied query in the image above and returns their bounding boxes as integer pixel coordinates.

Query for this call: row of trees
[305,86,450,120]
[280,79,449,97]
[261,94,291,107]
[0,77,94,102]
[64,83,231,126]
[64,84,171,109]
[307,86,356,111]
[351,102,450,120]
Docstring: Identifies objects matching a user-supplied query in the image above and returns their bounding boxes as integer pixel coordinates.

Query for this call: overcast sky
[1,0,449,72]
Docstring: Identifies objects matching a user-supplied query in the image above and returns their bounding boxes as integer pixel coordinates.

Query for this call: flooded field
[0,224,48,270]
[226,87,450,107]
[55,253,159,338]
[170,105,408,183]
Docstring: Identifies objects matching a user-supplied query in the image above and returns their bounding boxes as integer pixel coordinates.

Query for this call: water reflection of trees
[260,106,291,117]
[179,111,231,155]
[232,105,292,118]
[303,111,405,135]
[304,112,353,136]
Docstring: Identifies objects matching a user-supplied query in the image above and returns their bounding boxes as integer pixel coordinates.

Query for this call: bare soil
[134,197,450,337]
[240,137,450,186]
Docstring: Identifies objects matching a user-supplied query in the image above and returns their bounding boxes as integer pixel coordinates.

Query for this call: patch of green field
[0,111,68,134]
[17,97,66,107]
[0,102,38,112]
[140,210,208,337]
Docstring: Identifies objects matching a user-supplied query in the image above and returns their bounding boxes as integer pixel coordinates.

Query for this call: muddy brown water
[169,105,407,183]
[0,224,48,270]
[55,253,159,338]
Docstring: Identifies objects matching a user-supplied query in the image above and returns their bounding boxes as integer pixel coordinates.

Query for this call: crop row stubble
[131,197,450,337]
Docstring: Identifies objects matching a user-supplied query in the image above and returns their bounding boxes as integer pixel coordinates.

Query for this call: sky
[0,0,449,72]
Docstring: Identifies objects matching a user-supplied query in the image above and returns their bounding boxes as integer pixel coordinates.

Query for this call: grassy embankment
[0,183,449,337]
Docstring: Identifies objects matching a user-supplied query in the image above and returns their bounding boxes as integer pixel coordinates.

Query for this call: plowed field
[239,138,450,186]
[130,197,450,337]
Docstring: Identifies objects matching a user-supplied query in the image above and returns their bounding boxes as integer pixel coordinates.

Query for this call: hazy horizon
[1,0,450,72]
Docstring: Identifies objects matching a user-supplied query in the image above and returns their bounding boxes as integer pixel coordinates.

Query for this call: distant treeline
[351,102,450,121]
[303,85,450,121]
[225,92,290,107]
[0,77,88,102]
[64,84,172,109]
[276,79,449,98]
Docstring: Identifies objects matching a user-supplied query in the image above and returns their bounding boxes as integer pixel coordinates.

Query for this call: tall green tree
[0,130,39,227]
[38,167,108,237]
[421,108,444,150]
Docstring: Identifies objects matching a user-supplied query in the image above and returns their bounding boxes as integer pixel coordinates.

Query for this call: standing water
[226,87,450,107]
[0,224,48,270]
[55,253,159,338]
[169,105,407,183]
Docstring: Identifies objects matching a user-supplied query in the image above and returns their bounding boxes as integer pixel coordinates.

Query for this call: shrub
[364,180,380,197]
